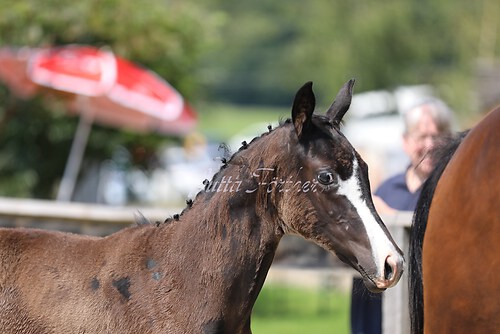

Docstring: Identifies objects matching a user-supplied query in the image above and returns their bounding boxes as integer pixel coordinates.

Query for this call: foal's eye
[317,171,336,186]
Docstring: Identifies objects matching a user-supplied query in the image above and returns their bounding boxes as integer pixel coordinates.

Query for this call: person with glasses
[350,98,454,334]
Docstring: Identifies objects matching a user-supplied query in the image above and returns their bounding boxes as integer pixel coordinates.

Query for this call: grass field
[251,284,350,334]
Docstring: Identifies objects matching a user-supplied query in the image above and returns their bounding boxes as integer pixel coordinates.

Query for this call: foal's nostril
[374,255,403,289]
[384,259,394,281]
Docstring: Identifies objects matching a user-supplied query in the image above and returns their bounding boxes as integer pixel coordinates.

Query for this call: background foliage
[0,0,499,198]
[202,0,498,112]
[0,0,222,198]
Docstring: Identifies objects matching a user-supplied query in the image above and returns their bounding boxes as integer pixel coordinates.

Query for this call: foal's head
[275,80,404,291]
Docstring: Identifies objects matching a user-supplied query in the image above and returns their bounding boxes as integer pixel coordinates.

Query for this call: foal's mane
[146,120,290,226]
[408,130,468,334]
[144,114,336,227]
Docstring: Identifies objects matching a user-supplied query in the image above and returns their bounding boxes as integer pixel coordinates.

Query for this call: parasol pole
[56,97,94,202]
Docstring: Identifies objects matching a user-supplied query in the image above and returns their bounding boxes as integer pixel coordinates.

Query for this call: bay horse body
[409,106,500,333]
[0,81,404,333]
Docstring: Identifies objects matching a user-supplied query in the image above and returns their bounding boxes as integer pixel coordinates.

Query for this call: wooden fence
[381,212,413,334]
[0,196,181,235]
[0,196,412,334]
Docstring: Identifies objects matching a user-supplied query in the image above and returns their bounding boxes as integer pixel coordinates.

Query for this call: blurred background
[1,0,499,205]
[0,0,499,332]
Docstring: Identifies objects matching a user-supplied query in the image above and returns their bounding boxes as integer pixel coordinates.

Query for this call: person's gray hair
[403,98,454,135]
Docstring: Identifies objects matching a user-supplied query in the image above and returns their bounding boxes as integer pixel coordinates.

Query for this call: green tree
[202,0,499,114]
[0,0,222,198]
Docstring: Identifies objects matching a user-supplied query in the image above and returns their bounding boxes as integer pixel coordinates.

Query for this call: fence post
[382,212,412,334]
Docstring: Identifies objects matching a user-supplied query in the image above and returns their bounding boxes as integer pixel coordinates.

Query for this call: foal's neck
[153,129,290,324]
[139,127,294,329]
[192,126,289,233]
[180,125,289,265]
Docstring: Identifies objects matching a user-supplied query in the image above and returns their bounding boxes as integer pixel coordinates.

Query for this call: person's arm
[372,194,397,215]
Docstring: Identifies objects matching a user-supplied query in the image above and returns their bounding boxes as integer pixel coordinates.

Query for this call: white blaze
[336,158,399,277]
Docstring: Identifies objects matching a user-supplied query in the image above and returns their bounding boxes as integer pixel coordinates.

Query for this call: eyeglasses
[408,133,441,143]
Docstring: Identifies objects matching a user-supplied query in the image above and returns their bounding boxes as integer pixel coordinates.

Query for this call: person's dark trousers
[350,277,382,334]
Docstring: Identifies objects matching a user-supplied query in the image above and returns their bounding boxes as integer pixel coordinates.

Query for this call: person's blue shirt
[374,171,421,211]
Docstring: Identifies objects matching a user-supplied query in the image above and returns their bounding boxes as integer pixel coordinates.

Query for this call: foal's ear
[292,81,315,138]
[326,79,355,125]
